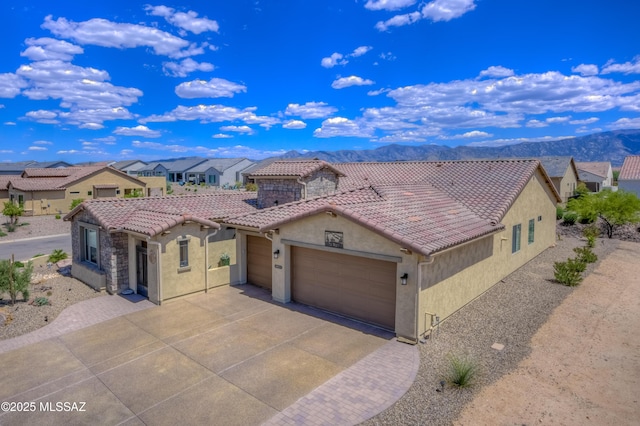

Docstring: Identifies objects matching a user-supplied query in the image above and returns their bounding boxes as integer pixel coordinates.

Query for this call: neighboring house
[575,161,614,192]
[184,158,255,187]
[0,175,11,204]
[136,162,169,179]
[110,160,148,176]
[5,165,154,216]
[65,159,560,344]
[618,155,640,197]
[0,161,71,175]
[163,158,208,184]
[539,156,580,202]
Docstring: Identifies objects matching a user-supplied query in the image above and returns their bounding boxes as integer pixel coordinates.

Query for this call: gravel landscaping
[365,233,620,426]
[0,214,70,240]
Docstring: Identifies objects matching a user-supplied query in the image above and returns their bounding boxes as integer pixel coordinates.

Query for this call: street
[0,234,72,262]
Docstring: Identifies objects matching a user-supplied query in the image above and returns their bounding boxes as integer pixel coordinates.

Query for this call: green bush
[583,225,599,248]
[554,258,585,286]
[0,260,33,304]
[48,249,68,263]
[70,198,84,210]
[556,206,565,220]
[245,182,257,192]
[445,354,479,388]
[34,296,49,306]
[562,212,578,225]
[573,246,597,264]
[55,214,61,220]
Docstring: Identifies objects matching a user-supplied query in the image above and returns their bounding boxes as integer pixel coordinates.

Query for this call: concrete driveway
[0,284,404,425]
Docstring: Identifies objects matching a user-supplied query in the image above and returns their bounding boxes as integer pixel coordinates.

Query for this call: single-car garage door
[292,246,396,330]
[247,235,272,289]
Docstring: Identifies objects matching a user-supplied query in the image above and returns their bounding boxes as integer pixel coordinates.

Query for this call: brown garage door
[292,246,396,330]
[247,235,272,289]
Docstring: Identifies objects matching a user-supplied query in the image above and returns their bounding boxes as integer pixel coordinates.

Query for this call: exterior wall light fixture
[400,273,408,285]
[273,249,280,259]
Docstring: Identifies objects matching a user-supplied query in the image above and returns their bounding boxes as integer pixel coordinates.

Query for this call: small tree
[70,198,85,210]
[2,202,23,229]
[567,189,640,238]
[0,259,33,304]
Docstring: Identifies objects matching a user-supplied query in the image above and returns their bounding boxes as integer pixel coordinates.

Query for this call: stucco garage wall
[273,213,418,341]
[619,180,640,198]
[418,171,557,336]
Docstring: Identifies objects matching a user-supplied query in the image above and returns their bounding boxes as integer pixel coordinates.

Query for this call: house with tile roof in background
[538,157,580,202]
[4,165,164,216]
[619,155,640,197]
[183,158,255,187]
[575,161,614,192]
[65,159,560,344]
[109,160,148,176]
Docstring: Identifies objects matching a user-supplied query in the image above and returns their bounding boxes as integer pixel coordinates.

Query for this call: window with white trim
[179,239,189,267]
[528,219,535,244]
[83,227,98,265]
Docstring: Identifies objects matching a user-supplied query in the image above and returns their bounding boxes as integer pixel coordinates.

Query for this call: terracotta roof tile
[249,160,345,178]
[575,162,611,179]
[10,165,144,192]
[64,192,257,237]
[619,155,640,180]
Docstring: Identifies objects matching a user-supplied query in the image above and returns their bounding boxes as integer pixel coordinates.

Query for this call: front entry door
[136,243,148,297]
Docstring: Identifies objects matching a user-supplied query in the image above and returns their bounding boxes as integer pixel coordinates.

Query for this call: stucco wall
[270,213,417,341]
[418,171,557,338]
[559,167,578,202]
[619,180,640,198]
[137,176,166,196]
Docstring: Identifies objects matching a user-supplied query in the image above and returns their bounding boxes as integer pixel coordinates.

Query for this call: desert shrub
[574,182,590,198]
[583,225,599,248]
[70,198,84,210]
[445,354,479,388]
[48,249,68,263]
[573,246,597,264]
[245,182,257,192]
[0,260,33,304]
[562,212,578,226]
[55,214,61,219]
[34,296,49,306]
[554,258,584,286]
[218,253,231,267]
[556,206,565,220]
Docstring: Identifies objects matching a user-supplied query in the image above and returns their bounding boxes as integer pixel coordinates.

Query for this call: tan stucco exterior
[552,167,579,203]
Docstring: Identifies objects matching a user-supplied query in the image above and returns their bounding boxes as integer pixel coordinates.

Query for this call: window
[209,175,216,184]
[528,219,535,244]
[83,227,98,264]
[512,224,521,253]
[87,191,92,196]
[18,194,24,207]
[538,215,542,222]
[179,240,189,267]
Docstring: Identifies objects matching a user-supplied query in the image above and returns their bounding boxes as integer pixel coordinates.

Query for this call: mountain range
[277,130,640,166]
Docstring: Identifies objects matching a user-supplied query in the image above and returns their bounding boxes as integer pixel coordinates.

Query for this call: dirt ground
[455,240,640,425]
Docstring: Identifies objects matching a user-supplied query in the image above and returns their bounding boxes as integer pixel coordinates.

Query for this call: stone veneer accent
[70,210,130,294]
[256,168,339,209]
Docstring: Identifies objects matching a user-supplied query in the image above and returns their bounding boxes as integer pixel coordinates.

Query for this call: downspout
[296,177,307,200]
[415,256,435,343]
[204,228,219,293]
[146,238,162,305]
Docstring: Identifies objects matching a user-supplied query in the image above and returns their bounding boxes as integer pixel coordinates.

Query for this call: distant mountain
[278,130,640,166]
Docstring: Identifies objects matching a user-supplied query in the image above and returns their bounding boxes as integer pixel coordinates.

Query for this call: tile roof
[575,162,611,179]
[538,157,577,179]
[10,166,145,192]
[0,175,12,190]
[110,160,147,170]
[185,158,247,173]
[64,192,258,237]
[619,155,640,180]
[137,162,167,172]
[228,159,555,256]
[248,160,345,178]
[162,157,208,172]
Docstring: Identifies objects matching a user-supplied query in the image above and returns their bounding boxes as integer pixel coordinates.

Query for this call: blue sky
[1,0,639,162]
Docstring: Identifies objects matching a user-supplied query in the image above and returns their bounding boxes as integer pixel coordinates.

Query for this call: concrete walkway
[0,286,419,425]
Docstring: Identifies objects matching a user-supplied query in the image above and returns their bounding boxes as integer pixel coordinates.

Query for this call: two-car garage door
[291,246,396,330]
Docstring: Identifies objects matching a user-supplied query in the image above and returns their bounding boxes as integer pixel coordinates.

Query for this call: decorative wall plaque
[325,230,343,249]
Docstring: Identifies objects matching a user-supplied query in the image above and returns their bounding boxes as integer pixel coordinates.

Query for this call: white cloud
[219,125,254,134]
[20,37,83,62]
[283,120,307,129]
[28,146,48,151]
[162,58,214,77]
[331,76,375,89]
[546,116,571,124]
[467,135,574,147]
[212,133,233,139]
[351,46,373,57]
[4,122,16,126]
[321,53,347,68]
[175,78,246,98]
[365,0,417,11]
[609,117,640,129]
[569,117,599,125]
[145,5,219,34]
[285,102,337,119]
[0,73,28,98]
[601,56,640,75]
[375,0,476,31]
[313,117,374,138]
[478,66,514,78]
[141,104,278,128]
[451,130,492,139]
[571,64,599,76]
[131,140,285,159]
[79,122,105,130]
[42,15,196,59]
[59,107,135,127]
[113,125,161,137]
[525,119,547,128]
[33,140,53,145]
[24,109,60,124]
